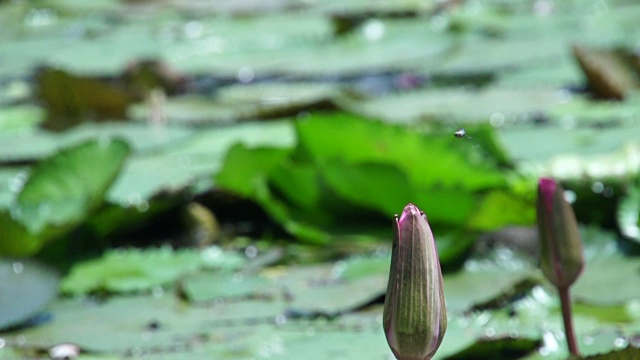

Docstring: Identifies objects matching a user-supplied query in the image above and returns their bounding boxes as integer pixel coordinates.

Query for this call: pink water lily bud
[384,203,447,360]
[537,178,585,288]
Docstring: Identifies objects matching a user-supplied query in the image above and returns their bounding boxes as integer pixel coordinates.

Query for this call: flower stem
[558,286,579,357]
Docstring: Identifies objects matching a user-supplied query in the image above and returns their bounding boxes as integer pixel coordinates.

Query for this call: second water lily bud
[537,178,585,288]
[383,203,447,360]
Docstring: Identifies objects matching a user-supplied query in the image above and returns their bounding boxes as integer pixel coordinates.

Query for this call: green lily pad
[129,83,337,126]
[338,86,561,124]
[0,259,59,330]
[61,247,203,294]
[180,272,274,303]
[1,294,287,354]
[573,245,640,305]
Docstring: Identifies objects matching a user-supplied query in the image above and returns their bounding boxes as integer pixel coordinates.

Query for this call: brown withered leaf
[572,44,640,100]
[36,67,136,131]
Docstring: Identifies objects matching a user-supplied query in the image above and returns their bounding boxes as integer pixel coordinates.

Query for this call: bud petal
[536,178,585,288]
[383,203,447,360]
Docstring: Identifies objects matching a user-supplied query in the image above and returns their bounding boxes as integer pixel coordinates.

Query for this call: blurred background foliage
[0,0,640,359]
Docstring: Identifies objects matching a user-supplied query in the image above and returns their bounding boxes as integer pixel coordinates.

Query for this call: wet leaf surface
[2,0,640,358]
[0,259,59,331]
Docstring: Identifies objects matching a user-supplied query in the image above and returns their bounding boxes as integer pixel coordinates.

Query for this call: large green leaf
[15,139,130,234]
[296,113,507,191]
[0,139,130,256]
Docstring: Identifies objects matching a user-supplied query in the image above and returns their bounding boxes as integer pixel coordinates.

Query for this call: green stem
[558,286,579,357]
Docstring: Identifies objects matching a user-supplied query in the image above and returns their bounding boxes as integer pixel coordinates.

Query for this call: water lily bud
[537,178,585,288]
[384,203,447,360]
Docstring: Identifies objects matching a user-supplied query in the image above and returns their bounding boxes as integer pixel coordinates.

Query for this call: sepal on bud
[536,178,585,288]
[383,203,447,360]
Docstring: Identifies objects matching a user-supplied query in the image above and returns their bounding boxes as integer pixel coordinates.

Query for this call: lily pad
[338,85,562,124]
[129,83,337,126]
[61,247,203,294]
[0,259,59,330]
[1,294,287,354]
[180,271,274,303]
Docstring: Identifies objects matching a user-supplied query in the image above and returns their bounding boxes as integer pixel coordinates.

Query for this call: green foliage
[0,139,130,256]
[215,113,530,249]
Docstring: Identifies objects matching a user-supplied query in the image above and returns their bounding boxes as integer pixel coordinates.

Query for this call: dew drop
[245,245,258,258]
[12,262,24,274]
[362,19,385,42]
[202,246,223,262]
[237,67,255,83]
[484,327,496,338]
[331,260,347,279]
[8,172,28,193]
[305,326,316,336]
[614,337,628,348]
[540,331,560,353]
[490,113,505,127]
[456,317,470,328]
[16,335,26,346]
[136,201,149,213]
[183,20,203,39]
[430,14,449,32]
[560,115,576,129]
[152,286,164,298]
[49,343,80,360]
[563,190,577,204]
[583,335,595,345]
[603,186,614,198]
[556,88,572,103]
[591,181,604,194]
[24,8,57,27]
[275,314,287,326]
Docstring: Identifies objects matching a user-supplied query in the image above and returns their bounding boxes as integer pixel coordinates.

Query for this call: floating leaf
[61,247,203,294]
[0,259,59,330]
[1,294,286,354]
[180,272,274,303]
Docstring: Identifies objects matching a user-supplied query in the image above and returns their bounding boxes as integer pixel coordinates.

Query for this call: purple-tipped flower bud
[537,178,585,288]
[384,203,447,360]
